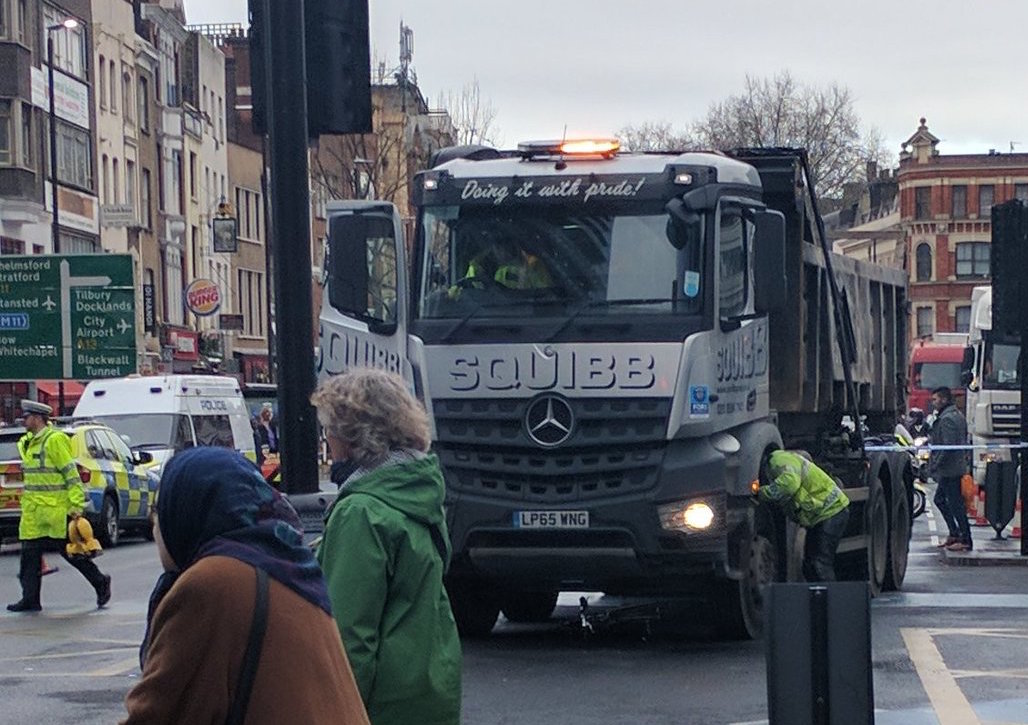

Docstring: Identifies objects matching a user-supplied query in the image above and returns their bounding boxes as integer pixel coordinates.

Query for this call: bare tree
[438,78,499,147]
[691,72,880,199]
[616,121,695,152]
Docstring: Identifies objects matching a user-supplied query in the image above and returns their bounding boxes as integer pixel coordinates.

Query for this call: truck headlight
[658,499,717,533]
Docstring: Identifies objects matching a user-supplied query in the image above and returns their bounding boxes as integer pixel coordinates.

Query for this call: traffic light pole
[261,0,319,494]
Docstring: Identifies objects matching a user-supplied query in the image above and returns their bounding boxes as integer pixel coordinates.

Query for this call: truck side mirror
[753,209,787,314]
[327,211,399,335]
[960,346,975,387]
[665,198,701,250]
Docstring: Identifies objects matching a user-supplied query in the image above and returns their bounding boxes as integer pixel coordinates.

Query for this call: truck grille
[433,397,670,503]
[991,403,1022,437]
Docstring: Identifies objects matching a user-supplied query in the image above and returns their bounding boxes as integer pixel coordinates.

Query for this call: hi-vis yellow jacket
[760,450,849,528]
[17,425,84,540]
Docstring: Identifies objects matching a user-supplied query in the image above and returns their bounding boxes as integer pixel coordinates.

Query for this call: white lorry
[963,286,1022,485]
[317,141,912,638]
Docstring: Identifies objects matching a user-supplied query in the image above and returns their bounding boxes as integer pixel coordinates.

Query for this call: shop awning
[35,380,85,410]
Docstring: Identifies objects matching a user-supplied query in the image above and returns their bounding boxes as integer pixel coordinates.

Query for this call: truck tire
[839,476,888,596]
[716,528,777,640]
[98,494,120,548]
[500,591,559,623]
[447,580,500,638]
[883,470,912,591]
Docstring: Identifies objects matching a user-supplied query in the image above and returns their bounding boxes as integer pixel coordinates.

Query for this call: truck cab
[319,140,911,639]
[963,286,1022,484]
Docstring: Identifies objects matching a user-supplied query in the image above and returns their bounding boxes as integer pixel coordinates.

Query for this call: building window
[237,269,265,337]
[164,246,184,325]
[955,306,971,334]
[951,185,967,218]
[126,160,136,219]
[978,185,994,218]
[42,5,87,79]
[141,167,152,229]
[189,152,197,199]
[20,103,31,167]
[0,100,10,165]
[122,67,134,124]
[1015,184,1028,203]
[915,243,932,282]
[112,157,120,204]
[955,242,990,279]
[916,307,933,338]
[98,54,107,108]
[47,119,92,189]
[101,154,109,202]
[109,60,117,112]
[1,238,26,255]
[60,232,98,254]
[915,187,932,220]
[17,0,26,44]
[138,76,150,132]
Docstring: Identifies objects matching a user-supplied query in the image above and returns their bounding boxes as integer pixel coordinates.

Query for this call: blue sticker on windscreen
[683,271,700,298]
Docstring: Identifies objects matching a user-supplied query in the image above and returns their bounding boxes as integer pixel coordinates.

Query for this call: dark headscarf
[140,447,331,666]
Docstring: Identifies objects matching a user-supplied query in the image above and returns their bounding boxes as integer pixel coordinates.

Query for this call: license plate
[514,510,589,529]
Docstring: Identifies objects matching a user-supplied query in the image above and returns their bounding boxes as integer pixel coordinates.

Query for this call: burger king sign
[185,278,222,317]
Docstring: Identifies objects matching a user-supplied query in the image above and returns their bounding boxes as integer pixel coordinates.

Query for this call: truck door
[318,201,412,386]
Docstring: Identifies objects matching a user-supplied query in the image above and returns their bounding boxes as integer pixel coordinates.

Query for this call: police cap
[21,400,53,417]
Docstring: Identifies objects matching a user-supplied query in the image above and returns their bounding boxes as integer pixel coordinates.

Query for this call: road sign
[0,254,137,380]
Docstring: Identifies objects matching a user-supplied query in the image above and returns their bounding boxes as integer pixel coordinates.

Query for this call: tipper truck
[317,140,913,639]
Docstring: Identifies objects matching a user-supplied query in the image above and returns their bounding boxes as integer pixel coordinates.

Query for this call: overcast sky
[184,0,1027,160]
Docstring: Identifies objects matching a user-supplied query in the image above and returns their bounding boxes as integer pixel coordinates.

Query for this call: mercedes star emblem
[524,395,575,447]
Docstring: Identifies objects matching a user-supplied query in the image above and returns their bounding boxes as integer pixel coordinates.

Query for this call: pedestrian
[929,386,972,551]
[759,449,851,581]
[311,369,462,725]
[255,402,278,454]
[7,400,110,613]
[122,447,368,725]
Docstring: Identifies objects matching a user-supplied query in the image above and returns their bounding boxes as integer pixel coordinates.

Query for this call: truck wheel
[500,591,559,623]
[883,472,911,591]
[717,529,777,640]
[98,494,120,548]
[447,580,500,638]
[867,477,889,596]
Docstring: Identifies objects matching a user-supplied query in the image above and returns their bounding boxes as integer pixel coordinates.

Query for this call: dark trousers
[936,475,972,547]
[803,507,850,582]
[17,537,106,607]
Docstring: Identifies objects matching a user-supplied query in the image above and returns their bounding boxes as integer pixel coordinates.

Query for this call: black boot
[96,574,112,608]
[6,600,42,612]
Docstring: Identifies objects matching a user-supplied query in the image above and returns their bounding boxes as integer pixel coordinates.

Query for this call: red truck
[908,340,966,414]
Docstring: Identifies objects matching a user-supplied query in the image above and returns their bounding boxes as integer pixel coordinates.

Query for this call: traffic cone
[1012,497,1023,540]
[974,487,988,527]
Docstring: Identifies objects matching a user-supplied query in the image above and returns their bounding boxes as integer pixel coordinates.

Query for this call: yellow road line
[13,647,136,661]
[901,627,980,725]
[85,657,140,677]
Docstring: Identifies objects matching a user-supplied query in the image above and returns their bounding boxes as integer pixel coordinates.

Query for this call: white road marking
[902,628,981,725]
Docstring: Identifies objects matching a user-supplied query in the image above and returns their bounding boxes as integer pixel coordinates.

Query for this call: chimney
[866,160,877,181]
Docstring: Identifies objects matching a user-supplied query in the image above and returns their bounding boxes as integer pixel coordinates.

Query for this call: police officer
[7,400,111,612]
[759,450,851,581]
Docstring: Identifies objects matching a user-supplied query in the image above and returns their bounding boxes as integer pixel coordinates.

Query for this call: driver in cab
[451,237,553,297]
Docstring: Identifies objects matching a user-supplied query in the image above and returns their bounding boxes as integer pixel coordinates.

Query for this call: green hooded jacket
[759,450,849,528]
[318,455,462,725]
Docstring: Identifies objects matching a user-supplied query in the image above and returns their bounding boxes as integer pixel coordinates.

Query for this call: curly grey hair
[311,368,431,468]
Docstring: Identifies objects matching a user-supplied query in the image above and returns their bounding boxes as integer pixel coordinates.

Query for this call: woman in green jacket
[312,369,462,725]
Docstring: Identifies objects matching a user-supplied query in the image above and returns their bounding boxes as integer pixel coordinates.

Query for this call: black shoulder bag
[225,567,270,725]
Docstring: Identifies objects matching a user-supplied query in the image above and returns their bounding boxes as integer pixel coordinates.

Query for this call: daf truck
[962,286,1021,485]
[317,141,913,639]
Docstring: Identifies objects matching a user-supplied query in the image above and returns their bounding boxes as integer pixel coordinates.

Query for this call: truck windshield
[912,362,962,390]
[983,342,1020,390]
[90,414,194,451]
[417,203,702,319]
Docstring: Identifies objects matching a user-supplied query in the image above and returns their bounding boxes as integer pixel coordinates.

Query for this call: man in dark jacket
[929,387,972,551]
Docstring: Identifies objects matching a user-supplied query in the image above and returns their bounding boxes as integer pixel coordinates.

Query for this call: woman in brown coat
[122,447,369,725]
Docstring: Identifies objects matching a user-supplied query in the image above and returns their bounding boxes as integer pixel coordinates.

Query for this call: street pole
[261,0,318,493]
[47,30,65,417]
[260,134,275,385]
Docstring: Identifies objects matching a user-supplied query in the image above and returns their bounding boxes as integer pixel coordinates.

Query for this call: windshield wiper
[437,302,531,344]
[543,299,673,341]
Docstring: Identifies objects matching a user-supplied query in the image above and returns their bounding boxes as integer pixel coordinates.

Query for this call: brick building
[898,119,1028,341]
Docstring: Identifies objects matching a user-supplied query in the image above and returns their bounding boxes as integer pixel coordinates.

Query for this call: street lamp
[46,17,78,415]
[46,18,79,255]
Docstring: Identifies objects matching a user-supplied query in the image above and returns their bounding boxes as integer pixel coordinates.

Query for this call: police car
[0,422,158,546]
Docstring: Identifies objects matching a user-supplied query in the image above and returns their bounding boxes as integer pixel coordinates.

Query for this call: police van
[73,375,257,471]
